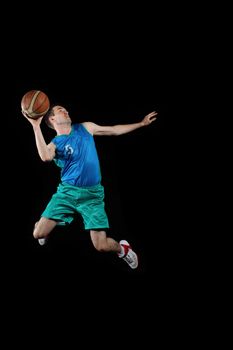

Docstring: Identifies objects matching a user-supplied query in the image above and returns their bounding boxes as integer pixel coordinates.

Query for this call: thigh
[41,191,75,226]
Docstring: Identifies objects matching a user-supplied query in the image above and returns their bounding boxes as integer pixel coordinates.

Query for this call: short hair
[44,104,56,129]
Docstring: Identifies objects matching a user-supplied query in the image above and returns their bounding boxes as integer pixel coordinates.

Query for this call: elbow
[41,155,52,162]
[41,157,49,162]
[111,127,119,136]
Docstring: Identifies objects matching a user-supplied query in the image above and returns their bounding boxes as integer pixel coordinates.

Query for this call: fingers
[148,111,158,117]
[22,109,30,119]
[149,116,157,122]
[147,111,158,123]
[21,109,27,117]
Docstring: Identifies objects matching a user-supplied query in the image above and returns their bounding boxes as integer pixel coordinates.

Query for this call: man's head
[44,105,71,129]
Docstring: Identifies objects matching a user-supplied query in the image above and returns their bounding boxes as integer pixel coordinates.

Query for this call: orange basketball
[21,90,50,119]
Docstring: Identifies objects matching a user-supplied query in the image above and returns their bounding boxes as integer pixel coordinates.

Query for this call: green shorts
[41,182,109,230]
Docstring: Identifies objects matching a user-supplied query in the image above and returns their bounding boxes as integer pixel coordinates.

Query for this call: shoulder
[70,123,86,133]
[81,122,96,135]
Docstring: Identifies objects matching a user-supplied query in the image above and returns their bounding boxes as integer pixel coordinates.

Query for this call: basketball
[21,90,50,119]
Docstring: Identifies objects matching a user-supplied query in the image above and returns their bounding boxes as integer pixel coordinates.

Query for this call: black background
[1,6,193,344]
[6,62,174,280]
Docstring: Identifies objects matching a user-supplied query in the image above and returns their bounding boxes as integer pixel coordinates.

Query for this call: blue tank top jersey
[51,123,101,187]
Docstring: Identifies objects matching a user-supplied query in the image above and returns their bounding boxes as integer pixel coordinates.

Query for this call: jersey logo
[65,144,74,156]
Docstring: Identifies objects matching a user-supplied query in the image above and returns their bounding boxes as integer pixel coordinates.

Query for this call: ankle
[118,244,125,258]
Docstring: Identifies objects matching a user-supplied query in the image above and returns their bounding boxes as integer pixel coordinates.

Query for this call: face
[50,105,72,126]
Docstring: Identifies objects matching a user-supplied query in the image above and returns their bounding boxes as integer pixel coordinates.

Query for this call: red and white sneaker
[119,240,138,269]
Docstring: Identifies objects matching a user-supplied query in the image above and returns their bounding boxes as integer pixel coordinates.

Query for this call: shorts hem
[41,215,71,226]
[85,226,110,231]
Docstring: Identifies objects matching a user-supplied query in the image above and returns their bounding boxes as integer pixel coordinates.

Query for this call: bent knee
[33,222,38,238]
[32,218,56,239]
[33,222,42,239]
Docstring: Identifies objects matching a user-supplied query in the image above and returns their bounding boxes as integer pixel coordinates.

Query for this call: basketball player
[22,106,157,269]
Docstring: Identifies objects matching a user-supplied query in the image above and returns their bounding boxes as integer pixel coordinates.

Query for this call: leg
[33,217,57,240]
[90,230,139,269]
[90,230,121,253]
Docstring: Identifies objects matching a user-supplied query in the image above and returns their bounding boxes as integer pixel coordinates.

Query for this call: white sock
[118,244,125,258]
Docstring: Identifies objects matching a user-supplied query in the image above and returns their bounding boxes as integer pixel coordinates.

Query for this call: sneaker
[38,237,47,246]
[119,240,138,269]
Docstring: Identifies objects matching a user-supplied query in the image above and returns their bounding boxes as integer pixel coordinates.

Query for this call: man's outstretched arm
[83,111,158,136]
